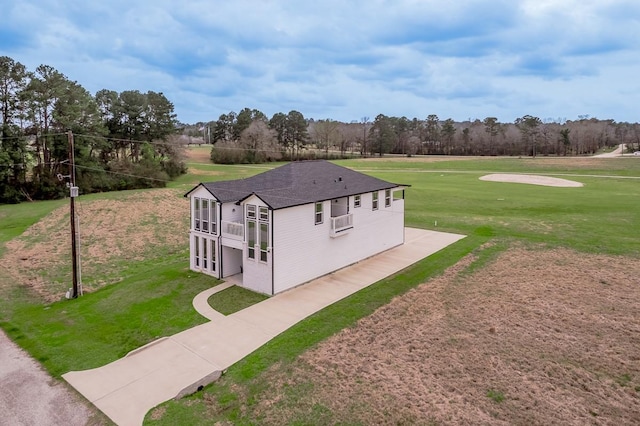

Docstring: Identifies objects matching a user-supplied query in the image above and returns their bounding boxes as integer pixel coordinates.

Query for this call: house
[185,160,408,295]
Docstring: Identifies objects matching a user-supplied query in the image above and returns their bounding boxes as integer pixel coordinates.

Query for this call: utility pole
[68,130,80,299]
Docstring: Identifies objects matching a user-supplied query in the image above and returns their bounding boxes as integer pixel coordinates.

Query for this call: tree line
[4,55,636,203]
[186,111,640,164]
[0,56,185,204]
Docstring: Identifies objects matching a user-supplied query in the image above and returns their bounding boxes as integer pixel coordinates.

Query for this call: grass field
[1,152,639,424]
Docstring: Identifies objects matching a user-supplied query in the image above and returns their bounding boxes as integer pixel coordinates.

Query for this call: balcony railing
[330,213,353,237]
[221,220,244,240]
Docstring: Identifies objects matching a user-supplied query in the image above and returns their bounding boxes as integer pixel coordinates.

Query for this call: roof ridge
[193,160,402,209]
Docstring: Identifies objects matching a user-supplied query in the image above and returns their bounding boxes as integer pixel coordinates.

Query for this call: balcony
[330,213,353,237]
[220,220,244,248]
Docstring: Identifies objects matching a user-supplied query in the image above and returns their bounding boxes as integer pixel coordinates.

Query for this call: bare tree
[239,120,281,163]
[312,119,340,156]
[360,116,370,156]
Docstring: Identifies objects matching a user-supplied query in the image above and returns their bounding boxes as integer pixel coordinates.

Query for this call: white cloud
[1,0,638,123]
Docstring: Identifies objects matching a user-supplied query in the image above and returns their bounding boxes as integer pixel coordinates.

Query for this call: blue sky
[2,0,639,124]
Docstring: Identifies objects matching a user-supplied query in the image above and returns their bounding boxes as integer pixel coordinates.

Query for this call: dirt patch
[188,168,223,177]
[184,145,213,163]
[148,406,166,421]
[480,173,584,187]
[252,246,640,424]
[0,188,188,302]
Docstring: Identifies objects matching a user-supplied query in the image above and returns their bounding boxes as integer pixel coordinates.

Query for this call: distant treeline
[0,56,186,204]
[5,55,637,202]
[184,110,640,164]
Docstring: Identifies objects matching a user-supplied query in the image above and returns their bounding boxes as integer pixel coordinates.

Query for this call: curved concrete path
[192,281,234,321]
[63,228,465,425]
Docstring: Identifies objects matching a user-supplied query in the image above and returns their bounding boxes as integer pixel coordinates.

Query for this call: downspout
[271,208,275,296]
[402,189,406,244]
[219,202,223,279]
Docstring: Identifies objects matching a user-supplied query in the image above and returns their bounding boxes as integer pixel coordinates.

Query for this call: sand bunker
[480,173,583,187]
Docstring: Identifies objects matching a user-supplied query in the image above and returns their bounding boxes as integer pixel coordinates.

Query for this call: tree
[0,57,28,133]
[0,57,186,202]
[312,119,340,155]
[95,89,121,160]
[284,110,308,159]
[26,65,68,170]
[213,112,236,144]
[441,118,457,154]
[239,120,281,163]
[0,57,29,202]
[145,91,177,142]
[360,116,370,156]
[268,112,287,147]
[461,127,471,152]
[483,117,500,155]
[370,114,395,156]
[234,107,266,140]
[424,114,440,154]
[559,128,571,156]
[515,115,542,157]
[392,116,411,155]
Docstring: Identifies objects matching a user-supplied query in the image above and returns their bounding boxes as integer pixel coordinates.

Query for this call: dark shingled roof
[188,160,406,210]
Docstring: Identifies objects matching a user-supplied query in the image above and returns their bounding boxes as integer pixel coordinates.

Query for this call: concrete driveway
[63,228,465,425]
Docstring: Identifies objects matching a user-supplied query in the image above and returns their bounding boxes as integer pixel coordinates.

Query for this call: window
[260,222,268,262]
[194,235,200,267]
[247,204,269,262]
[202,237,208,269]
[210,202,217,234]
[385,189,391,207]
[315,202,323,224]
[194,198,217,233]
[201,199,209,232]
[247,204,256,259]
[247,220,256,259]
[372,191,379,210]
[259,206,269,221]
[211,239,216,272]
[194,198,201,230]
[247,204,256,219]
[354,194,361,208]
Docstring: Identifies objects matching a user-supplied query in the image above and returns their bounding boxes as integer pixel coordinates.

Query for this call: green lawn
[208,285,269,315]
[0,252,215,377]
[146,235,485,425]
[144,156,639,424]
[1,154,639,424]
[342,156,640,176]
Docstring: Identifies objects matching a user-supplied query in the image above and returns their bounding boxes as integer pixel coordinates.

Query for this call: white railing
[221,220,244,240]
[330,213,353,237]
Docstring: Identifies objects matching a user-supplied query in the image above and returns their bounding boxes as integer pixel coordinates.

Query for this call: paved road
[0,329,97,426]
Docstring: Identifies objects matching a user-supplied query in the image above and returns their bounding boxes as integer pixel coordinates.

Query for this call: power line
[0,132,68,141]
[73,163,172,183]
[1,159,173,183]
[74,133,180,147]
[0,161,60,168]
